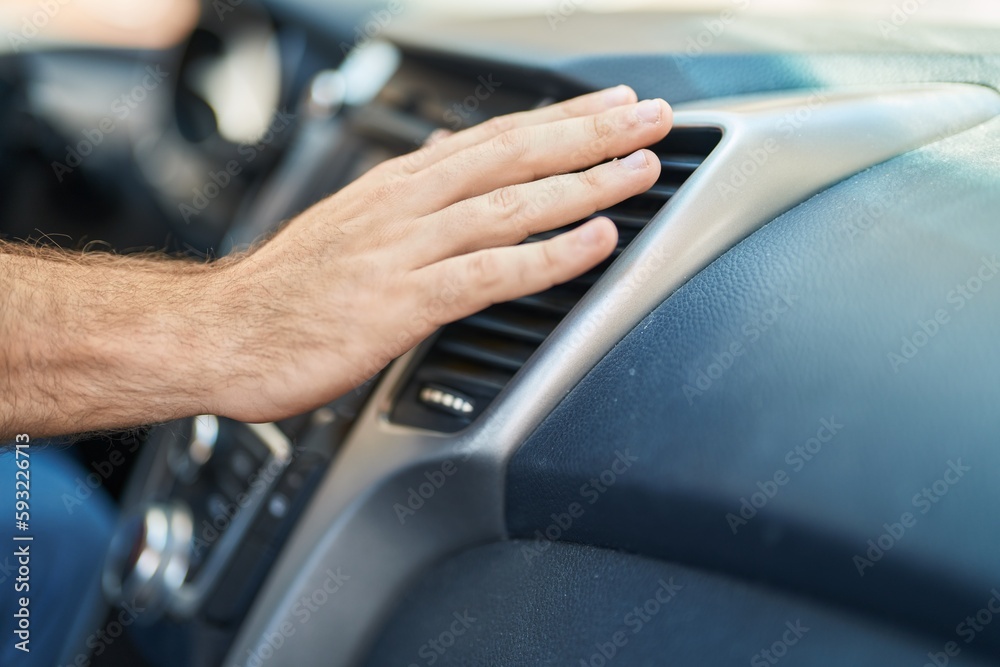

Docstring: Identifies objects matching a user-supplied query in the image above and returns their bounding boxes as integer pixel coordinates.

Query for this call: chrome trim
[103,502,194,623]
[227,84,1000,667]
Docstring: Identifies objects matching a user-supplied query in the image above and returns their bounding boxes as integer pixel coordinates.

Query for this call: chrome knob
[103,501,193,623]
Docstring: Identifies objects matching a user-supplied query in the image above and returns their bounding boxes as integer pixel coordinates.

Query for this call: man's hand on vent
[0,86,671,439]
[214,86,672,423]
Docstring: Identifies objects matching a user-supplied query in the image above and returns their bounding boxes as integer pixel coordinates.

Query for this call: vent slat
[527,224,638,248]
[421,356,512,392]
[436,329,535,373]
[525,225,582,244]
[644,184,680,201]
[605,210,654,228]
[389,120,722,433]
[660,154,705,172]
[464,307,556,344]
[514,283,588,315]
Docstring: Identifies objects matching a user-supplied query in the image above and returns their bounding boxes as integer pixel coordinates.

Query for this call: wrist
[189,253,275,422]
[63,256,240,431]
[161,259,244,421]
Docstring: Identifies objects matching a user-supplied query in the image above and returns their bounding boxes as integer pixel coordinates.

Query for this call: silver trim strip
[226,83,1000,667]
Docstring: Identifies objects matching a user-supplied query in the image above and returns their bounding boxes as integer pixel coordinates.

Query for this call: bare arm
[0,244,231,439]
[0,87,672,441]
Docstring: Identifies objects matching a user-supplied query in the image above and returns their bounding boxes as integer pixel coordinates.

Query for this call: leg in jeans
[0,445,117,666]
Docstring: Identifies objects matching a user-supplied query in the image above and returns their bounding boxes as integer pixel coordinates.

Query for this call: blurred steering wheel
[127,0,302,251]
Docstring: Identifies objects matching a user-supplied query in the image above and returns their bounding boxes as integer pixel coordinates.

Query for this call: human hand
[207,86,673,423]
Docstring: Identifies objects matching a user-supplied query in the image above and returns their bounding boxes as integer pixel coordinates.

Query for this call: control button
[283,469,305,493]
[419,384,475,416]
[103,502,194,623]
[267,494,290,519]
[228,448,257,480]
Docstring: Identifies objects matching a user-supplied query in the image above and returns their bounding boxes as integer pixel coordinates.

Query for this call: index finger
[389,85,639,176]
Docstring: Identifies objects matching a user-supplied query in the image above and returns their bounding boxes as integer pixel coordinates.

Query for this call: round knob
[103,501,193,623]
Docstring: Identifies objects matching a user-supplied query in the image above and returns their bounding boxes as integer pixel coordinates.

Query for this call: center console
[102,385,372,665]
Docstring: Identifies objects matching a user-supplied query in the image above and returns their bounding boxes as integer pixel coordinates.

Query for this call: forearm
[0,88,671,440]
[0,242,229,441]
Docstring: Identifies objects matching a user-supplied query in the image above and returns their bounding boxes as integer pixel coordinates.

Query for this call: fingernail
[619,150,649,170]
[602,85,633,104]
[635,99,662,124]
[578,221,605,246]
[425,129,451,146]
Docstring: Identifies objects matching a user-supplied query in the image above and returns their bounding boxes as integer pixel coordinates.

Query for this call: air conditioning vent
[389,126,723,433]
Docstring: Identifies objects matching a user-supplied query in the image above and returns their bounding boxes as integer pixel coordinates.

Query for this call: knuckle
[589,113,616,144]
[489,185,522,219]
[579,167,605,192]
[468,251,502,291]
[393,146,434,174]
[483,115,515,136]
[538,242,560,275]
[490,129,528,162]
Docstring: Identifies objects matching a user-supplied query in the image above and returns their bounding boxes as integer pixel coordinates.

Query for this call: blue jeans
[0,446,116,666]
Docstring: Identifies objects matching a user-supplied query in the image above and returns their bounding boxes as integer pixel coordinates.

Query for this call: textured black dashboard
[367,541,996,667]
[506,116,1000,655]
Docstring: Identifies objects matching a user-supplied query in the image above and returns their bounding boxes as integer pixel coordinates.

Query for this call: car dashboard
[93,7,1000,667]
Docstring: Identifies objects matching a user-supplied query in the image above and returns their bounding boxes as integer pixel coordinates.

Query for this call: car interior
[2,0,1000,665]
